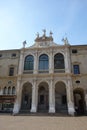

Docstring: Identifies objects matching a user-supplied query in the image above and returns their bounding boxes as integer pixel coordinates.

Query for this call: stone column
[30,80,37,112]
[65,46,71,73]
[49,50,54,73]
[13,78,22,114]
[66,79,75,116]
[49,79,55,113]
[34,52,38,74]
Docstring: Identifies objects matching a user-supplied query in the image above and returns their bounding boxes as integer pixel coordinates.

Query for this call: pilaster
[18,49,24,75]
[34,52,38,74]
[49,50,54,74]
[65,46,71,73]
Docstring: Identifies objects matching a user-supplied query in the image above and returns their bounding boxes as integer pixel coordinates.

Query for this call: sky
[0,0,87,50]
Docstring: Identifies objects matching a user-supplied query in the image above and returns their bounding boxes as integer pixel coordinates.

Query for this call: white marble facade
[13,31,75,115]
[0,30,87,116]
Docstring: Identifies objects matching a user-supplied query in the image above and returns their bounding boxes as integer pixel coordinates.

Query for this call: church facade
[0,31,87,116]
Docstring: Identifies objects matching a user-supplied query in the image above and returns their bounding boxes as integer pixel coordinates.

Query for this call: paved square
[0,115,87,130]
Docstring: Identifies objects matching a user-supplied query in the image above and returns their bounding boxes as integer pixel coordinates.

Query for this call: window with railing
[39,54,49,73]
[24,55,34,73]
[54,53,65,73]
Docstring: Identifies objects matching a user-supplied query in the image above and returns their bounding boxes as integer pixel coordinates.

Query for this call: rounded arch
[21,82,32,111]
[3,86,7,95]
[38,82,49,112]
[24,53,35,59]
[21,81,33,88]
[53,51,65,57]
[37,80,49,87]
[24,55,34,71]
[55,81,67,113]
[38,52,50,58]
[54,53,65,71]
[39,54,49,72]
[12,86,16,95]
[54,80,67,88]
[8,86,11,95]
[73,88,85,115]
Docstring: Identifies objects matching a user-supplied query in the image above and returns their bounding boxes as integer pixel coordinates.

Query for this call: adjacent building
[0,30,87,116]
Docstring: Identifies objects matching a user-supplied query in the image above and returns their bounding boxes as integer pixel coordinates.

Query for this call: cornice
[0,76,17,80]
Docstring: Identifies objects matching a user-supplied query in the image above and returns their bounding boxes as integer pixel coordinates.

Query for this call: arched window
[8,86,11,95]
[12,86,16,95]
[39,54,49,71]
[54,53,65,70]
[3,87,7,95]
[24,55,34,70]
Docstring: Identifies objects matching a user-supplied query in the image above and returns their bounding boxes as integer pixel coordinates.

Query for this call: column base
[13,103,20,115]
[30,105,37,113]
[49,107,55,113]
[68,107,75,116]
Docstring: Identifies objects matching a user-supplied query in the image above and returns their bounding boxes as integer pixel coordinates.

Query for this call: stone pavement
[0,115,87,130]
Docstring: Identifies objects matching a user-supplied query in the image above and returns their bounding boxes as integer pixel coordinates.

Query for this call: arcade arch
[21,82,32,111]
[55,81,67,113]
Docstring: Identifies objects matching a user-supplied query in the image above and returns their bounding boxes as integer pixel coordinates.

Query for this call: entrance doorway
[55,81,67,113]
[21,82,32,111]
[73,88,85,115]
[38,82,49,112]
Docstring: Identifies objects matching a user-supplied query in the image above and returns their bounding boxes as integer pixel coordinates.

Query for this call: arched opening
[12,86,16,95]
[21,82,32,111]
[38,82,49,112]
[3,87,7,95]
[8,87,11,95]
[55,81,67,113]
[54,53,65,73]
[39,54,49,73]
[73,88,85,115]
[24,55,34,72]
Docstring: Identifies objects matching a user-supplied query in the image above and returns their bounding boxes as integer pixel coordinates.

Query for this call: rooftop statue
[62,37,69,45]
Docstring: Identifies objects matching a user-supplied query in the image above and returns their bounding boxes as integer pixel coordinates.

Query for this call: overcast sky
[0,0,87,50]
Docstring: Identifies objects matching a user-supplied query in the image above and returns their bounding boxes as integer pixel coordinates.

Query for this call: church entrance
[73,88,85,115]
[21,82,32,111]
[38,82,49,112]
[55,81,67,113]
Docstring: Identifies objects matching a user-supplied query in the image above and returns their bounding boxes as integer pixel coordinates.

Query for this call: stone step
[17,112,68,117]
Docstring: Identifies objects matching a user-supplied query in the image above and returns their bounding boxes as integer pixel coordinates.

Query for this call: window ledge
[38,70,49,73]
[23,70,33,74]
[54,69,65,73]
